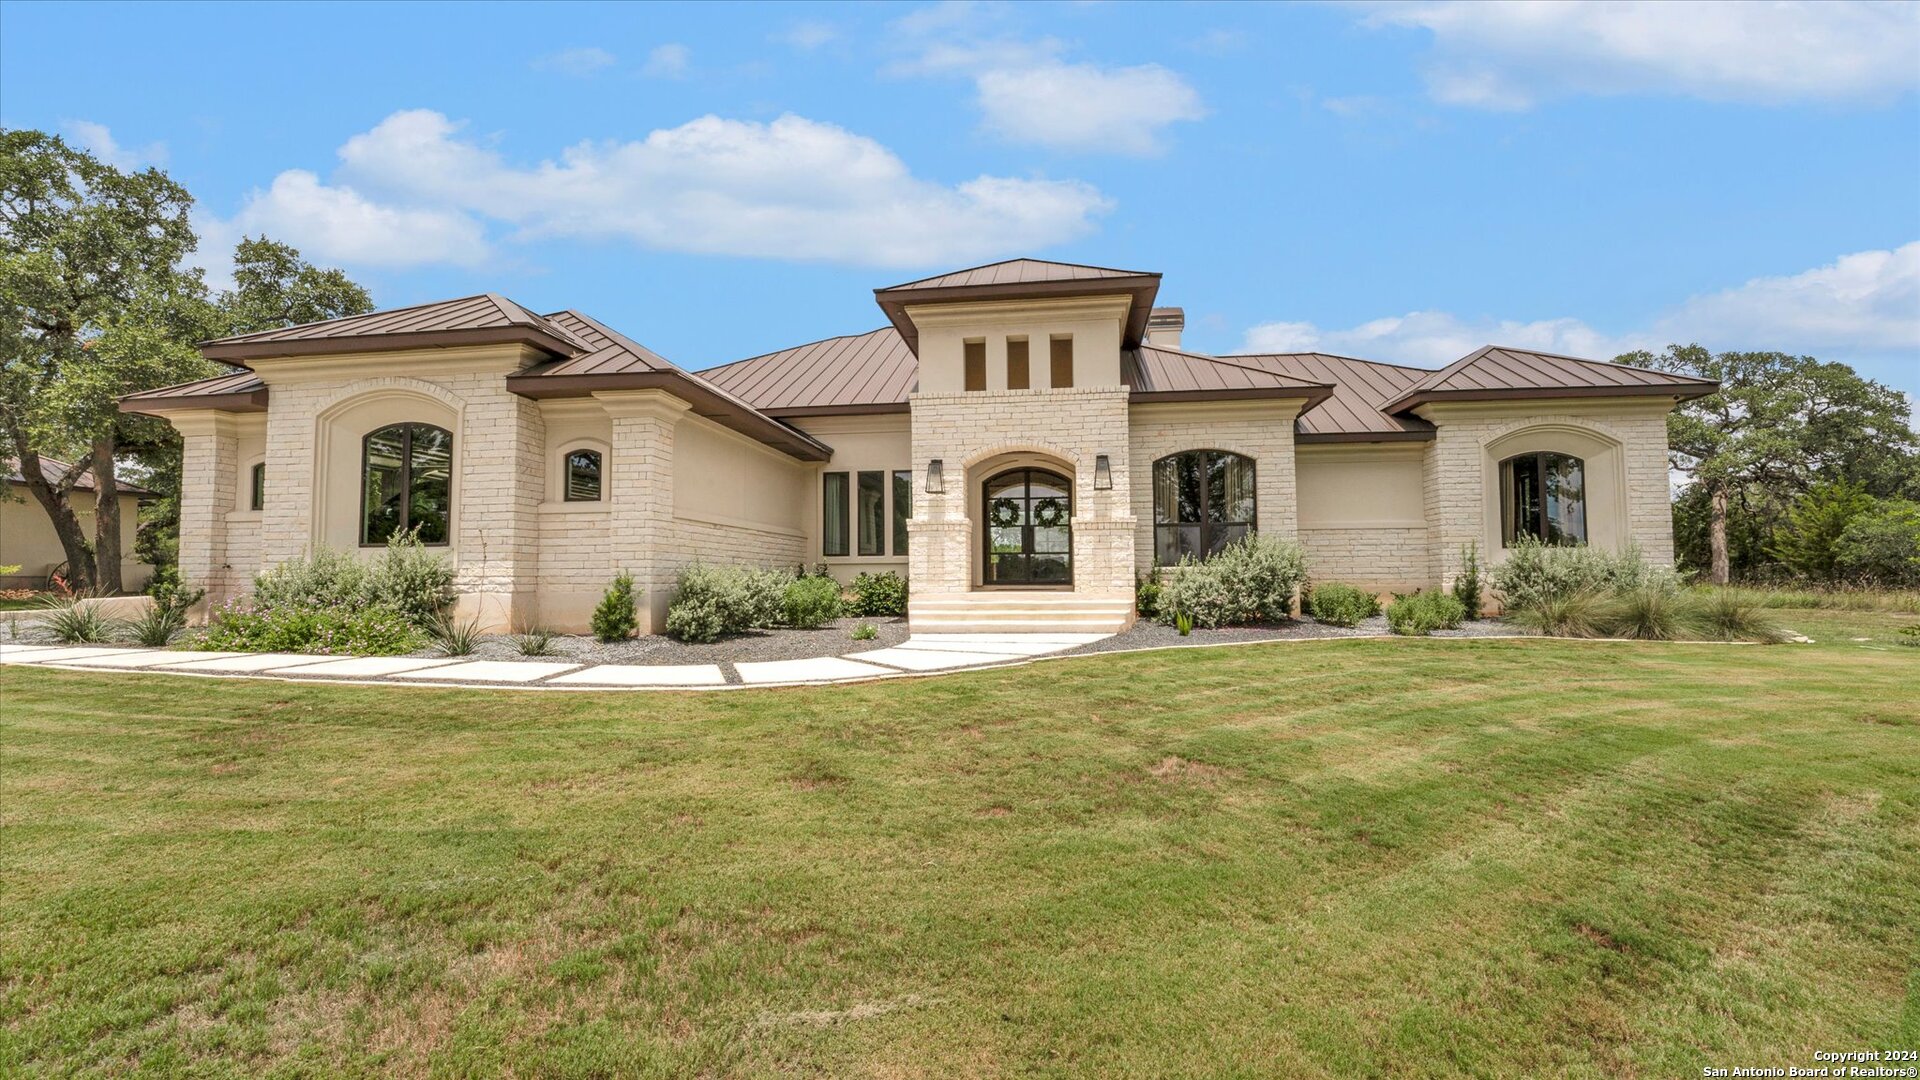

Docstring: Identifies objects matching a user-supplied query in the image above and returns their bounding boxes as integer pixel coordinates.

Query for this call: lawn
[2,614,1916,1077]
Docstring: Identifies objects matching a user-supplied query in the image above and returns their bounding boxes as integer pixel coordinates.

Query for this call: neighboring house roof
[199,294,591,362]
[4,456,155,497]
[1123,345,1333,409]
[873,258,1163,353]
[1382,345,1718,413]
[699,328,919,417]
[1224,353,1436,442]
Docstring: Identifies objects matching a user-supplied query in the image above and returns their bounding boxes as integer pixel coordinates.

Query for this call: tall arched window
[1153,450,1256,565]
[362,422,452,545]
[564,449,602,501]
[1501,451,1586,545]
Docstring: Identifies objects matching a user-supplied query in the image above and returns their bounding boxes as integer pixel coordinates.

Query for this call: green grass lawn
[3,615,1916,1077]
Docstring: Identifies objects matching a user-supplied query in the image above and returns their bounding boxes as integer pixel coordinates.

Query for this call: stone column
[1422,422,1485,590]
[596,389,691,634]
[453,388,546,633]
[167,410,243,616]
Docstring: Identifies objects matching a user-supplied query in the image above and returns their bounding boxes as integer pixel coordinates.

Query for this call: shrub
[1452,542,1483,619]
[366,529,456,626]
[1599,585,1685,641]
[1386,591,1466,636]
[1135,573,1164,621]
[1307,582,1378,627]
[850,622,878,641]
[782,574,843,629]
[248,536,452,631]
[427,612,483,656]
[665,564,794,642]
[252,547,368,614]
[1491,538,1675,611]
[1834,500,1920,587]
[1687,589,1788,643]
[1159,534,1307,628]
[1506,588,1608,638]
[199,603,418,655]
[512,627,557,656]
[1768,482,1875,580]
[132,573,206,647]
[592,571,639,642]
[665,594,725,644]
[37,594,119,644]
[850,571,908,617]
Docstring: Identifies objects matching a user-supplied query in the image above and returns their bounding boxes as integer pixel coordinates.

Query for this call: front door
[983,468,1072,586]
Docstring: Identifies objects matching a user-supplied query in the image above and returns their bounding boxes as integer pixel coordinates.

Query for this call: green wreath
[988,500,1023,529]
[1032,497,1069,528]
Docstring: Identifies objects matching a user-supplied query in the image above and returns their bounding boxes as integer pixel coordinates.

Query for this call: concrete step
[909,594,1135,635]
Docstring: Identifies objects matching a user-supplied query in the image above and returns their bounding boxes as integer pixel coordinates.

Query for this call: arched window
[361,422,452,545]
[564,449,603,502]
[1501,451,1586,545]
[1153,450,1256,565]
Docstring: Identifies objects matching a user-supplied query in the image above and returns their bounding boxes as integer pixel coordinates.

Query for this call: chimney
[1147,307,1184,350]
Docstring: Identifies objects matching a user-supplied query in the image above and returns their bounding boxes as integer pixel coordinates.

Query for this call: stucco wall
[0,487,151,590]
[1295,444,1430,592]
[789,414,913,581]
[1127,400,1304,578]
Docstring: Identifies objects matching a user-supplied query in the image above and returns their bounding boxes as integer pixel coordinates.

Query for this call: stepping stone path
[0,634,1113,690]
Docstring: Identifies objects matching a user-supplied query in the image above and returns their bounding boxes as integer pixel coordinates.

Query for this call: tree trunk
[1709,481,1731,585]
[10,443,98,591]
[92,435,124,595]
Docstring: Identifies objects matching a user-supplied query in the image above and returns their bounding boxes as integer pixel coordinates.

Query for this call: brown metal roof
[874,258,1162,354]
[1225,353,1436,442]
[119,369,269,414]
[530,310,676,376]
[1124,345,1333,410]
[1384,345,1718,412]
[698,328,918,416]
[6,456,156,496]
[200,294,589,362]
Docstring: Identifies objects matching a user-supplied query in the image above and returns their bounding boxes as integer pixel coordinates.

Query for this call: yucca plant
[128,602,188,647]
[36,594,119,644]
[512,626,558,656]
[1506,588,1607,638]
[1687,589,1789,643]
[427,612,484,656]
[1600,585,1685,641]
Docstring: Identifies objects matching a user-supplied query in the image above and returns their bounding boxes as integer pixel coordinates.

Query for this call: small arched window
[564,449,603,502]
[1153,450,1256,565]
[361,422,452,546]
[1501,451,1586,546]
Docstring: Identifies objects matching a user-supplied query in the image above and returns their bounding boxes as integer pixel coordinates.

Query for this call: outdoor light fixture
[926,458,945,494]
[1093,454,1112,490]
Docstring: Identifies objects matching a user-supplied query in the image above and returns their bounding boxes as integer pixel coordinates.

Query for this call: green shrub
[592,571,639,643]
[665,594,726,644]
[248,535,451,630]
[1834,500,1920,587]
[252,547,368,614]
[1307,582,1378,627]
[1687,589,1789,643]
[850,622,878,642]
[1599,585,1685,640]
[199,604,418,655]
[512,627,557,656]
[850,571,908,617]
[1491,538,1676,611]
[366,529,456,626]
[1767,481,1875,580]
[427,612,483,656]
[37,594,119,644]
[1452,541,1483,619]
[1386,591,1466,636]
[665,564,794,642]
[1159,534,1307,628]
[1506,588,1608,638]
[782,575,843,629]
[1135,574,1164,620]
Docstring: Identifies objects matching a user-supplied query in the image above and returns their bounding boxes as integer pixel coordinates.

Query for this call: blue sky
[3,0,1917,396]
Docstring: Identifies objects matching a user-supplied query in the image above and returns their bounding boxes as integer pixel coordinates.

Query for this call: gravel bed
[1063,615,1520,655]
[406,616,911,668]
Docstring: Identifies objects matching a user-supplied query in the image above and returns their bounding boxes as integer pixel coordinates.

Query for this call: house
[121,258,1714,634]
[2,457,154,591]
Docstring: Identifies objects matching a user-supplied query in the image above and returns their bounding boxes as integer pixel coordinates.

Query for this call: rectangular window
[822,471,849,557]
[249,462,265,511]
[857,471,885,556]
[964,339,986,392]
[1006,337,1029,390]
[892,470,911,555]
[1050,336,1073,389]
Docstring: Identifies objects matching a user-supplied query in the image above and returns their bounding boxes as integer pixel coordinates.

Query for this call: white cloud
[63,120,165,169]
[778,21,838,50]
[642,43,691,79]
[215,170,490,269]
[302,108,1109,267]
[1362,0,1920,109]
[887,6,1204,155]
[531,46,616,77]
[1238,243,1920,365]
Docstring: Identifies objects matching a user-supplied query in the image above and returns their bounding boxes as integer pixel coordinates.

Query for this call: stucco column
[166,410,244,613]
[596,389,691,634]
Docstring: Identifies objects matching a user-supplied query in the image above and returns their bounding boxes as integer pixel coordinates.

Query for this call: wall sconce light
[1093,454,1112,490]
[926,458,945,494]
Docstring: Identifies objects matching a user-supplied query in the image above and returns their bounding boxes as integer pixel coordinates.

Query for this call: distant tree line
[1620,347,1920,587]
[1,128,373,594]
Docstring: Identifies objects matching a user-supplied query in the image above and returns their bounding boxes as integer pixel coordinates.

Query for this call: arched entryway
[981,467,1072,586]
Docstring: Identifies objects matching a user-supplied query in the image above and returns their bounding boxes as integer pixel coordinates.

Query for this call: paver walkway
[0,633,1112,690]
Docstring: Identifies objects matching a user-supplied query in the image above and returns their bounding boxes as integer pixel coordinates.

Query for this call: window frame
[1151,449,1257,566]
[359,422,454,547]
[822,471,851,557]
[248,461,265,512]
[857,470,886,557]
[892,469,911,555]
[1499,451,1588,547]
[562,448,604,502]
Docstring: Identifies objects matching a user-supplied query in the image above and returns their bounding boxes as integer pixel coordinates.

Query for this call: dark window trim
[857,470,885,557]
[981,466,1074,586]
[1152,449,1257,566]
[892,469,911,556]
[1499,450,1587,547]
[248,461,265,512]
[822,471,850,557]
[360,422,453,547]
[563,448,603,502]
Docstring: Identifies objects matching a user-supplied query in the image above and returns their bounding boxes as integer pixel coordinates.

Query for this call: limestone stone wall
[1298,527,1431,592]
[169,411,249,611]
[1127,400,1303,577]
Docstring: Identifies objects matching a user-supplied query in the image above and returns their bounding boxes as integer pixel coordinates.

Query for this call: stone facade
[1128,400,1303,576]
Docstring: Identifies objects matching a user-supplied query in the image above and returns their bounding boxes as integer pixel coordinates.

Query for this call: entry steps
[908,591,1135,634]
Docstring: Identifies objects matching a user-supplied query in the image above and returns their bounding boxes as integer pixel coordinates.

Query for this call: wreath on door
[988,499,1023,529]
[1032,497,1069,528]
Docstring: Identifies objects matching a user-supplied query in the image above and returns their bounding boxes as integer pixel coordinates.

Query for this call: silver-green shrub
[1159,534,1308,628]
[1491,538,1676,612]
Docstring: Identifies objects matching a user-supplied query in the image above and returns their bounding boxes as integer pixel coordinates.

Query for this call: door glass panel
[981,468,1072,585]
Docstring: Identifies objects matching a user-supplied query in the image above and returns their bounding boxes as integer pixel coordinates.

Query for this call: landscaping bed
[399,616,910,666]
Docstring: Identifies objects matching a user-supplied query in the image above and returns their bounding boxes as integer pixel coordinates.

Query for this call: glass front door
[983,468,1072,585]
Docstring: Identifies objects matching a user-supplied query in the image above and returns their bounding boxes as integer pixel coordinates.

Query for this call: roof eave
[201,326,582,363]
[1294,428,1435,445]
[1129,384,1334,412]
[504,371,834,462]
[1385,381,1719,415]
[118,389,270,416]
[874,275,1162,354]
